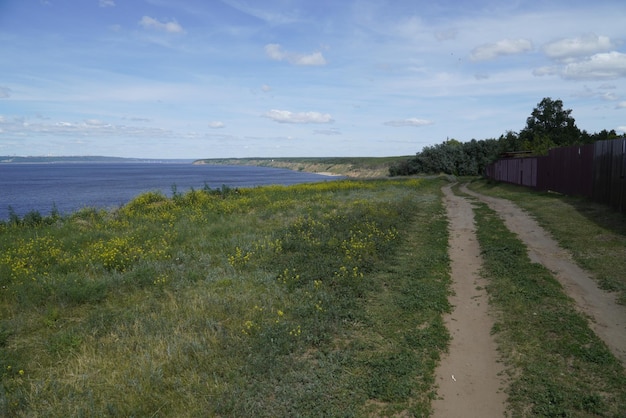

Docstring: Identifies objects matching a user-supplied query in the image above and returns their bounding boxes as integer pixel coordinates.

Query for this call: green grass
[467,179,626,304]
[0,178,450,417]
[468,192,626,417]
[5,176,623,416]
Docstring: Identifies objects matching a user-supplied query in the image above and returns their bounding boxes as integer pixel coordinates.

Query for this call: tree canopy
[389,97,624,177]
[519,97,582,154]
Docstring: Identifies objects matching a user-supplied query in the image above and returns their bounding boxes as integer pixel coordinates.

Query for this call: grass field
[1,176,625,416]
[0,178,450,417]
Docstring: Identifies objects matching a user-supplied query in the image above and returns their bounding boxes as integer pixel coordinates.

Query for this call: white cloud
[601,92,618,101]
[294,51,326,66]
[261,84,272,92]
[1,117,173,138]
[617,126,626,133]
[84,119,110,126]
[616,102,626,109]
[219,0,297,25]
[532,66,559,77]
[139,16,185,34]
[99,0,115,7]
[208,121,225,129]
[384,118,434,127]
[563,52,626,80]
[264,110,334,124]
[264,44,327,66]
[314,129,341,136]
[543,34,616,62]
[0,86,12,98]
[434,28,458,41]
[265,44,286,60]
[470,39,532,61]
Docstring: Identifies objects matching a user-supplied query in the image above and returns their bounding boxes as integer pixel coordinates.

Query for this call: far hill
[193,157,411,177]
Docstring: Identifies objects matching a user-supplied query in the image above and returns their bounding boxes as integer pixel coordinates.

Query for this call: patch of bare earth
[432,185,507,417]
[461,184,626,365]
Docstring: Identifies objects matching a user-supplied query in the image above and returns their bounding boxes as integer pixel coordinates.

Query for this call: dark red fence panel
[593,138,626,212]
[538,144,593,197]
[485,157,538,187]
[485,138,626,213]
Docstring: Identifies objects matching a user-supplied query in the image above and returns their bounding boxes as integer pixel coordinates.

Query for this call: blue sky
[1,0,625,159]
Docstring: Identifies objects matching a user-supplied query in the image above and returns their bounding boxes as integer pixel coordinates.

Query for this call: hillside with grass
[193,156,410,178]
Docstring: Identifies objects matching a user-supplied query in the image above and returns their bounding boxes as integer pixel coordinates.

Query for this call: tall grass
[0,178,450,417]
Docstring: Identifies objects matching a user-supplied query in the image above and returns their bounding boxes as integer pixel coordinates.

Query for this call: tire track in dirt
[432,185,507,417]
[461,183,626,366]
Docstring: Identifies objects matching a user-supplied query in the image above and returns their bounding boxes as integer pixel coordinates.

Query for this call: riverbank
[193,156,410,178]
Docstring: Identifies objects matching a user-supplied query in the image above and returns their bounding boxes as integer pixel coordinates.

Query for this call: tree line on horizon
[389,97,625,177]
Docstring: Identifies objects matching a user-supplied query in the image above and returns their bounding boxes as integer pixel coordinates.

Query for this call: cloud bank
[208,121,225,129]
[562,52,626,80]
[264,110,334,124]
[265,44,327,66]
[384,118,434,127]
[139,16,185,34]
[543,34,616,61]
[470,39,532,61]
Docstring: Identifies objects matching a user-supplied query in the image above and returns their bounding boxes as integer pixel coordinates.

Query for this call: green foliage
[389,138,500,176]
[520,97,581,153]
[3,205,60,228]
[497,130,524,153]
[390,97,626,176]
[522,132,556,156]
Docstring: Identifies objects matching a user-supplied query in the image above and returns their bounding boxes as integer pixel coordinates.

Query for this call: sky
[0,0,625,159]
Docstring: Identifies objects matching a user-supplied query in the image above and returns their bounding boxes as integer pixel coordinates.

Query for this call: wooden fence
[484,138,626,213]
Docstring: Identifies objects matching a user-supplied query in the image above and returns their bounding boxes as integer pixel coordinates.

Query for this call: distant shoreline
[1,155,406,178]
[193,157,407,178]
[315,171,344,177]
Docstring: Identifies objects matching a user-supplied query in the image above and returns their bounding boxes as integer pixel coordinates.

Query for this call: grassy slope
[0,178,449,417]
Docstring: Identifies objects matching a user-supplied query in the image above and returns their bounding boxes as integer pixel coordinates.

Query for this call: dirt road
[461,184,626,365]
[433,183,626,416]
[432,185,507,417]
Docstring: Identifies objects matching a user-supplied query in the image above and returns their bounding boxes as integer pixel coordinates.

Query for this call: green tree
[462,138,500,174]
[388,138,500,176]
[497,131,524,153]
[520,97,581,154]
